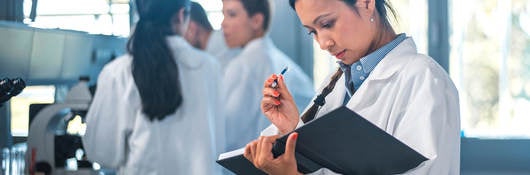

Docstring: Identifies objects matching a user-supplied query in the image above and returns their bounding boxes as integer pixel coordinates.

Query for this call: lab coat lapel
[346,37,417,109]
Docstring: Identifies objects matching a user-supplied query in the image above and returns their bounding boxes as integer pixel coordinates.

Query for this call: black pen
[271,66,289,88]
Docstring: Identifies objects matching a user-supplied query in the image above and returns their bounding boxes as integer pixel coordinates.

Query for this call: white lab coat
[83,36,225,175]
[205,30,242,70]
[223,36,315,151]
[262,37,461,174]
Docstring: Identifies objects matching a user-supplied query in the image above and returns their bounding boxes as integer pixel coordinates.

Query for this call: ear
[250,13,264,31]
[185,21,197,37]
[178,8,187,24]
[363,0,376,11]
[172,7,190,35]
[356,0,376,19]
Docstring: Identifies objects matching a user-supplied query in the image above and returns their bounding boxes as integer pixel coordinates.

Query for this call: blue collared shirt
[339,33,407,97]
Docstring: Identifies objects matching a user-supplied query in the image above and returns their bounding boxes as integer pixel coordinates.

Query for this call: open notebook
[217,106,427,174]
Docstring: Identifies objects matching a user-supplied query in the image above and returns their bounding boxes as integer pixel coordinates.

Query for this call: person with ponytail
[82,0,224,174]
[243,0,460,174]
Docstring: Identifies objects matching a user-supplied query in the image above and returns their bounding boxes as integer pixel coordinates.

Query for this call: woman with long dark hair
[83,0,224,174]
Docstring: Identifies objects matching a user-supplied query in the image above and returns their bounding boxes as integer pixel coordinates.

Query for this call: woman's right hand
[261,74,300,134]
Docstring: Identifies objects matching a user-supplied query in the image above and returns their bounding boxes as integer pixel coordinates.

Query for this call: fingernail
[273,91,279,96]
[292,132,298,140]
[272,74,277,79]
[280,75,284,80]
[275,100,281,105]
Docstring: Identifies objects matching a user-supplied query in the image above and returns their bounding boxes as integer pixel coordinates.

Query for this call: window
[195,0,224,30]
[450,0,530,138]
[22,0,131,37]
[10,86,55,137]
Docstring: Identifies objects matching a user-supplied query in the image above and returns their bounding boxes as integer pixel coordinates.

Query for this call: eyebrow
[303,13,332,29]
[312,13,332,25]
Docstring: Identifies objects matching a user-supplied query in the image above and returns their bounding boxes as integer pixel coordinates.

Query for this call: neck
[254,29,265,39]
[366,21,396,55]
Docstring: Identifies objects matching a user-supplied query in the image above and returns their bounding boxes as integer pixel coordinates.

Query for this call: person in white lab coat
[244,0,461,174]
[184,2,241,69]
[221,0,315,151]
[82,0,224,174]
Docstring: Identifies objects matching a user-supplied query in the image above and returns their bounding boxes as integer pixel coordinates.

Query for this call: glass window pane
[10,86,55,137]
[23,0,131,37]
[450,0,530,138]
[195,1,224,30]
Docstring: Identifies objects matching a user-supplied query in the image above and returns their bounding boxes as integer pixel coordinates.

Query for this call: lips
[334,50,346,59]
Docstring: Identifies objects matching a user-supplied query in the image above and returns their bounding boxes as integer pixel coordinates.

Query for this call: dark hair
[127,0,190,121]
[190,2,213,31]
[239,0,271,31]
[301,68,343,123]
[289,0,396,29]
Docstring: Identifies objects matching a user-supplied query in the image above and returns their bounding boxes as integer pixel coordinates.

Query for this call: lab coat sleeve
[205,60,226,175]
[260,119,305,136]
[392,59,460,174]
[82,65,134,169]
[223,61,271,150]
[294,58,460,175]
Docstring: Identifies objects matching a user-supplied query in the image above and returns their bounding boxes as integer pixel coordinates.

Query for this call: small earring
[370,17,374,22]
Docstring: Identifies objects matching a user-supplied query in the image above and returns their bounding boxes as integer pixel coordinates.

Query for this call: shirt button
[356,65,362,71]
[360,76,365,80]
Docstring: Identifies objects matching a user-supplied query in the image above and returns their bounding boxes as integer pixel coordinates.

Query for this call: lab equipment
[25,77,97,175]
[0,78,26,107]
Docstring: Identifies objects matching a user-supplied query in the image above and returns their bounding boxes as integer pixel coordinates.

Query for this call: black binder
[216,106,428,175]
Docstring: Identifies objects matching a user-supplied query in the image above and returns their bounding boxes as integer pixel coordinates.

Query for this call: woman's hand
[261,74,300,134]
[244,133,302,175]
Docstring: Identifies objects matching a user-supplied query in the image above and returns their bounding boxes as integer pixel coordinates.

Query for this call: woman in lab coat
[244,0,461,174]
[221,0,315,151]
[82,0,224,174]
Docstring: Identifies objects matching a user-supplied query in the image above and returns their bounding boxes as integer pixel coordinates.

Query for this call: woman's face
[222,0,258,48]
[295,0,376,65]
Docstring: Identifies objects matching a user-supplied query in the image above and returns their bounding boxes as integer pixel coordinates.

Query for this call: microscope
[0,78,26,107]
[1,78,25,175]
[26,77,97,175]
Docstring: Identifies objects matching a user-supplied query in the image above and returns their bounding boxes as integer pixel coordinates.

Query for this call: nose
[318,37,334,52]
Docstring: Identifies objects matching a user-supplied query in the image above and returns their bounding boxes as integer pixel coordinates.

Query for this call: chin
[226,41,243,48]
[227,43,238,48]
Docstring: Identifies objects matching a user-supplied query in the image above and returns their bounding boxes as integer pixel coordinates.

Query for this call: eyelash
[307,20,335,36]
[321,20,334,29]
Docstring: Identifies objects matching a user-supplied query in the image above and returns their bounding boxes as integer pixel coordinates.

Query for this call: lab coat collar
[344,37,417,107]
[320,37,418,111]
[166,35,205,69]
[242,36,273,52]
[368,37,417,81]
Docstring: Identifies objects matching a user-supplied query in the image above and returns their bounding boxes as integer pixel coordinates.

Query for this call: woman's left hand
[244,133,302,175]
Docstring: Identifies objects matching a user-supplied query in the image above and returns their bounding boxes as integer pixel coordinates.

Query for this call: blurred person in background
[82,0,224,174]
[221,0,314,151]
[185,1,241,69]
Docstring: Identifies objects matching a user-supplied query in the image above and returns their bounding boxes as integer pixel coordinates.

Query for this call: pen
[271,66,289,88]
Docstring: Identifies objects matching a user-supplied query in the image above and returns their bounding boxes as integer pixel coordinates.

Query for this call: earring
[370,17,374,22]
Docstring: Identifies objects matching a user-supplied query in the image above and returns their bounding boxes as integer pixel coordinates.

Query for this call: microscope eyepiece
[0,77,26,105]
[11,78,26,96]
